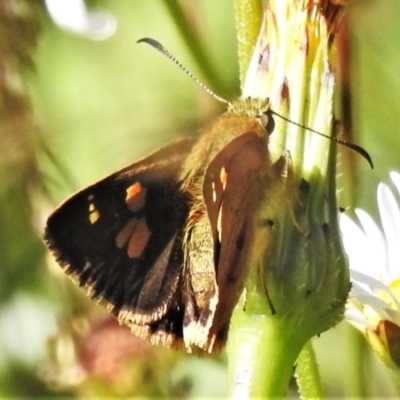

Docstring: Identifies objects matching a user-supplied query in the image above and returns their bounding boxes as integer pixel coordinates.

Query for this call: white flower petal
[390,171,400,197]
[355,208,388,281]
[378,183,400,280]
[351,281,375,297]
[351,293,390,313]
[351,270,393,294]
[45,0,116,40]
[350,271,400,314]
[345,309,375,329]
[340,214,379,279]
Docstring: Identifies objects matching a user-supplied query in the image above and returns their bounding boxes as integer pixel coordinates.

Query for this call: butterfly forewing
[45,138,196,346]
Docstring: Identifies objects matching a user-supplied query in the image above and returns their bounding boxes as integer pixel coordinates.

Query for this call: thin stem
[295,341,324,400]
[343,325,368,398]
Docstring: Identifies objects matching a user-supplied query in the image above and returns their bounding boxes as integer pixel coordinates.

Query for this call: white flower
[340,171,400,368]
[45,0,116,40]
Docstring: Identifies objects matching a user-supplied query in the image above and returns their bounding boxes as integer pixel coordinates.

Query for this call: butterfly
[44,95,285,353]
[44,38,373,353]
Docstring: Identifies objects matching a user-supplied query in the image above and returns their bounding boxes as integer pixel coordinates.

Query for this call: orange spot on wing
[87,200,100,224]
[115,217,151,258]
[126,182,147,212]
[89,210,100,224]
[116,219,137,248]
[127,218,151,258]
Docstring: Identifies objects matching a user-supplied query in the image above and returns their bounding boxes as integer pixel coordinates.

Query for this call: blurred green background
[1,0,400,398]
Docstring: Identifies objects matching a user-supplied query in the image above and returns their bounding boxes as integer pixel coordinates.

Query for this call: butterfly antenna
[138,38,230,106]
[270,110,374,169]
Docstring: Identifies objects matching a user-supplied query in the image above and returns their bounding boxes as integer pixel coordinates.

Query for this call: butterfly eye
[261,111,275,134]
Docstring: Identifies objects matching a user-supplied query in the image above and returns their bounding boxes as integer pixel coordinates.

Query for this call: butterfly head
[227,97,275,135]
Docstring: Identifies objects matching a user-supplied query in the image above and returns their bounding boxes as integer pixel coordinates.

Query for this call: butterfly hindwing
[45,138,196,346]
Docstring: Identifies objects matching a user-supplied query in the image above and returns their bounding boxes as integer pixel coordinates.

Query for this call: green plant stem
[234,0,263,88]
[228,309,307,398]
[162,0,226,95]
[295,341,324,400]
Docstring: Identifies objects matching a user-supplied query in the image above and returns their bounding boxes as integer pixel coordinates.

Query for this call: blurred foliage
[0,0,399,398]
[0,0,44,303]
[349,1,400,210]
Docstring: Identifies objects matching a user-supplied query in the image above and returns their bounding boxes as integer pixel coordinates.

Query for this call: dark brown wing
[44,138,195,347]
[202,132,268,346]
